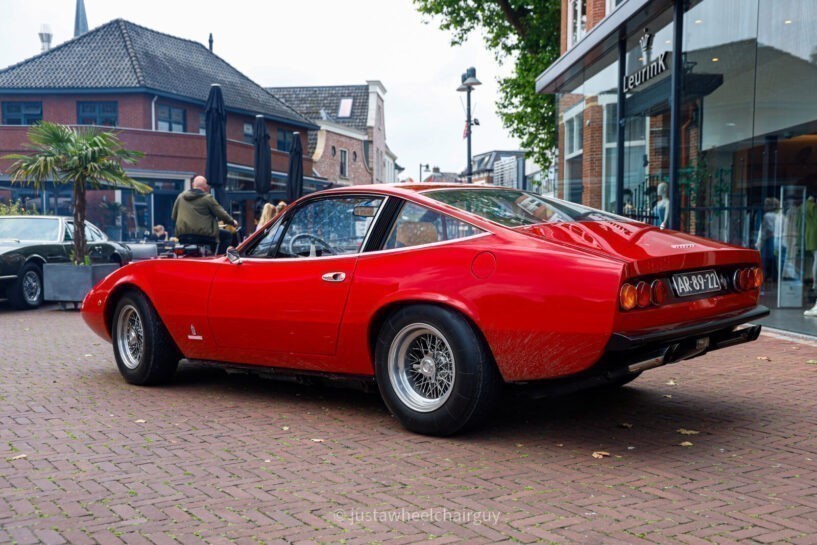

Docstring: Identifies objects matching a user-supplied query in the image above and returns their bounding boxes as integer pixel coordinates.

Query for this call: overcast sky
[0,0,521,180]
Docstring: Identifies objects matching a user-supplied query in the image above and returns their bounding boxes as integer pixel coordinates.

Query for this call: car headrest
[396,221,439,247]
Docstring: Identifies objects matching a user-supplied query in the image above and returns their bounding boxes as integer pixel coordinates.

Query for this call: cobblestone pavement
[1,304,816,544]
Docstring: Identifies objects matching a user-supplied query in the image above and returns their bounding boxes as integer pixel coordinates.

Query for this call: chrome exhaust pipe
[628,354,667,373]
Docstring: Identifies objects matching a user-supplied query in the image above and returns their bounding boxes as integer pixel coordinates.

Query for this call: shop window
[1,102,42,125]
[77,101,118,126]
[157,105,185,133]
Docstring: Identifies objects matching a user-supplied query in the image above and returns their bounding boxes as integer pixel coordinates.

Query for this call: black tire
[375,304,500,436]
[7,262,43,310]
[112,292,180,385]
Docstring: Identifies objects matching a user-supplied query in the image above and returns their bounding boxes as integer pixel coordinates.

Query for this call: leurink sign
[622,29,671,93]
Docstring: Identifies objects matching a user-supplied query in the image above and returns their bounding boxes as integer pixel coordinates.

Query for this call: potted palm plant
[3,122,150,306]
[99,199,130,241]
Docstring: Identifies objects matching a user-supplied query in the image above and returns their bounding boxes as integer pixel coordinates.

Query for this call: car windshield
[425,188,630,227]
[0,217,60,241]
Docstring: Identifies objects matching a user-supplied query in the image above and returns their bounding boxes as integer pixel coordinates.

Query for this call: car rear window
[425,188,627,227]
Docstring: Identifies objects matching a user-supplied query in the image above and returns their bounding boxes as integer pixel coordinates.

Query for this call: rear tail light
[733,267,762,291]
[651,279,668,305]
[636,281,651,308]
[621,280,668,311]
[620,283,637,311]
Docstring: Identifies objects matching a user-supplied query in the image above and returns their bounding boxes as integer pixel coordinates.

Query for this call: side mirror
[226,246,242,265]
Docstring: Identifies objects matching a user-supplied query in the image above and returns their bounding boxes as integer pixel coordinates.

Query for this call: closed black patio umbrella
[253,114,271,197]
[204,83,227,205]
[286,132,303,203]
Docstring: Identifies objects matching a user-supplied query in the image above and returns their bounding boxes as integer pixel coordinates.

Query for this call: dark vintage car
[0,215,132,309]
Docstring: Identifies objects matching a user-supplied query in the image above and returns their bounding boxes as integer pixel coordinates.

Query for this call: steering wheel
[287,233,337,256]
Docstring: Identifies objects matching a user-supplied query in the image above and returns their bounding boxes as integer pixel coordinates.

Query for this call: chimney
[38,24,53,52]
[432,166,440,173]
[209,33,213,52]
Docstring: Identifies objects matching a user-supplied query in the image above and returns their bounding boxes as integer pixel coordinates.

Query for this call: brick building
[0,18,323,239]
[462,150,527,188]
[268,82,400,185]
[538,0,817,333]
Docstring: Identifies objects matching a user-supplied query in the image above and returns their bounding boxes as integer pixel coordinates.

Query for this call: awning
[536,0,671,94]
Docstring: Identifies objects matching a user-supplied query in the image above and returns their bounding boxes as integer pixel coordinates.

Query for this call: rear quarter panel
[337,233,624,381]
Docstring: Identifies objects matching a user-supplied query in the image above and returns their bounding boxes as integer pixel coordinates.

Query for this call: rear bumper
[606,305,769,352]
[511,305,769,398]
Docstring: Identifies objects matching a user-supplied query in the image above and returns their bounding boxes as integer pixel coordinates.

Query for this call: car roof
[0,215,65,220]
[319,182,510,197]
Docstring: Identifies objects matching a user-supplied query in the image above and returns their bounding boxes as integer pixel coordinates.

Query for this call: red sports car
[82,184,768,435]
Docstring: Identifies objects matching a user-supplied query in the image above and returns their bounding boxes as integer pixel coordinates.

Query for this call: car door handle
[321,272,346,282]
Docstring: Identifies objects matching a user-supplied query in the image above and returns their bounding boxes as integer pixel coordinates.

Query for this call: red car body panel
[82,184,765,385]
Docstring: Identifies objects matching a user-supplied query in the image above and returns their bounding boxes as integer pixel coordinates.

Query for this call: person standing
[172,175,237,253]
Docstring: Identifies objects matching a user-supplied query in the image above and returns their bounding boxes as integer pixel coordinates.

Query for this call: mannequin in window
[806,193,817,317]
[622,188,636,217]
[805,194,816,291]
[755,197,781,284]
[781,193,803,280]
[653,182,669,229]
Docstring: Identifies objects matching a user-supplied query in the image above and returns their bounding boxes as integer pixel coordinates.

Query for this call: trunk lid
[516,220,759,277]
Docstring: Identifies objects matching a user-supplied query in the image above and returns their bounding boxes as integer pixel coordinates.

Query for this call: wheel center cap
[128,330,137,343]
[419,356,436,378]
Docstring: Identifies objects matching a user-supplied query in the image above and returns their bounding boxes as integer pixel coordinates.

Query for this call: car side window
[276,196,384,258]
[64,222,74,241]
[384,202,483,250]
[85,225,100,242]
[247,220,285,258]
[85,224,105,242]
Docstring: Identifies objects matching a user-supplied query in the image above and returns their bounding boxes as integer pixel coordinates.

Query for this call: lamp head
[463,66,481,87]
[457,72,468,92]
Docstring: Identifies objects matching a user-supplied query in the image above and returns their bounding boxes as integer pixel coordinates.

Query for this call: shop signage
[622,30,670,93]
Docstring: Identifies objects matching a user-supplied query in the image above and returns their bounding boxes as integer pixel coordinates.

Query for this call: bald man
[172,175,238,253]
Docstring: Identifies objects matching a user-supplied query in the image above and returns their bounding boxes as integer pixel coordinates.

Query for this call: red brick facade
[309,82,390,186]
[313,130,370,183]
[558,0,611,209]
[0,92,313,179]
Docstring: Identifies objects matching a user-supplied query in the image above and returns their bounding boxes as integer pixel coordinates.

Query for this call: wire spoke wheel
[22,270,41,304]
[116,304,144,370]
[388,323,456,412]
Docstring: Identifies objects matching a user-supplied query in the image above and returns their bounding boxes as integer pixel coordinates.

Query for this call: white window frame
[567,0,587,49]
[339,148,349,178]
[606,0,624,17]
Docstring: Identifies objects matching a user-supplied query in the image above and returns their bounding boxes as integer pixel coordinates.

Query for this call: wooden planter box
[43,263,119,308]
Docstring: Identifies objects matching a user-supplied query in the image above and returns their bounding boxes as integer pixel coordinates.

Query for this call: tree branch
[495,0,527,41]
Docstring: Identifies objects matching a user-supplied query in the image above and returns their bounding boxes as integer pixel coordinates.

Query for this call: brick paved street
[1,304,816,544]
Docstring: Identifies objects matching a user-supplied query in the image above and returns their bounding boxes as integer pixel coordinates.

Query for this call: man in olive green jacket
[172,175,238,252]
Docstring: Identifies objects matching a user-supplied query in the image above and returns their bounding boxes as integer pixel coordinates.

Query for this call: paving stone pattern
[1,305,816,544]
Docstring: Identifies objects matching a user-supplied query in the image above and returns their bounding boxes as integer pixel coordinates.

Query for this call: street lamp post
[457,67,481,183]
[419,163,429,183]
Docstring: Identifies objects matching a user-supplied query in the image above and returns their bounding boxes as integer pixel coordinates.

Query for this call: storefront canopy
[536,0,672,94]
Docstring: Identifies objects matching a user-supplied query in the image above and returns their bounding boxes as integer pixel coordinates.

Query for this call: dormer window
[338,98,353,118]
